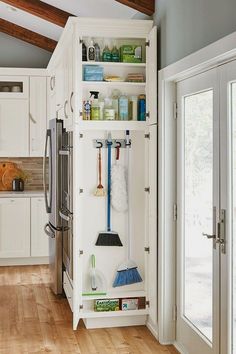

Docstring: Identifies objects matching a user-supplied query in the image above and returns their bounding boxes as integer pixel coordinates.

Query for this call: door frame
[158,31,236,351]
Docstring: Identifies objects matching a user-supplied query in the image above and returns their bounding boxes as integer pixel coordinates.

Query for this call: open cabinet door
[147,124,158,335]
[147,26,157,125]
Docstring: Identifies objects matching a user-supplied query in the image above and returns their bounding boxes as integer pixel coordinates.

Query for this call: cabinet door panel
[30,77,47,157]
[31,198,49,257]
[0,99,29,156]
[147,26,157,125]
[0,198,30,258]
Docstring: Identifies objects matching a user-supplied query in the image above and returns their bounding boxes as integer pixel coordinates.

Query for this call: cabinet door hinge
[79,38,83,44]
[174,102,178,120]
[145,40,150,47]
[146,112,150,119]
[144,247,150,253]
[173,203,177,221]
[144,133,150,139]
[79,250,84,255]
[79,188,84,194]
[146,300,150,307]
[144,187,150,193]
[79,133,83,138]
[79,304,83,310]
[173,305,177,321]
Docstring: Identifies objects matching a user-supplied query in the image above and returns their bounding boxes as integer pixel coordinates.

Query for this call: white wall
[0,33,51,68]
[155,0,236,68]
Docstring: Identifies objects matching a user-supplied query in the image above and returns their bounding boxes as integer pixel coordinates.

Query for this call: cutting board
[0,162,24,191]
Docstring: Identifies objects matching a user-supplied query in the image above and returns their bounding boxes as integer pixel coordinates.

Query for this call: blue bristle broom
[113,131,142,287]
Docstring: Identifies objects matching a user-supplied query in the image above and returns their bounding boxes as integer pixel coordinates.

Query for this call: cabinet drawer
[63,271,73,311]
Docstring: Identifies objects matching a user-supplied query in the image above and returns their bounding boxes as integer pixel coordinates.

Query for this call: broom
[94,147,106,197]
[113,130,142,287]
[95,133,123,246]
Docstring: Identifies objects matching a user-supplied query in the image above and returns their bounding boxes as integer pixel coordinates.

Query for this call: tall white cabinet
[47,18,157,335]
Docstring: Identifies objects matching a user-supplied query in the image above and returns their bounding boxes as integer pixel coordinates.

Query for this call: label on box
[94,299,120,312]
[121,298,139,311]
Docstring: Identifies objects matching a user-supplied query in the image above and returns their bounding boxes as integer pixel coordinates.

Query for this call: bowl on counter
[1,86,10,92]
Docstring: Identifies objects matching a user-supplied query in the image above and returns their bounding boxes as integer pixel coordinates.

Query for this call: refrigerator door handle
[43,129,52,213]
[44,223,55,238]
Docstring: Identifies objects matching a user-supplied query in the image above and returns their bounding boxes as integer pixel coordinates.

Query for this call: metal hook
[115,140,122,148]
[96,140,103,148]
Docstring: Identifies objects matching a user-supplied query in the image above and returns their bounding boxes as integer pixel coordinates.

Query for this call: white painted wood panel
[30,77,47,156]
[31,197,49,257]
[0,198,30,258]
[0,99,29,156]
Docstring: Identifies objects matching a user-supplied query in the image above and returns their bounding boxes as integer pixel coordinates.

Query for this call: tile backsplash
[0,157,44,191]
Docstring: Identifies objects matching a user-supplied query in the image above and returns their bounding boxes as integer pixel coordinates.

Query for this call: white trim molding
[158,30,236,347]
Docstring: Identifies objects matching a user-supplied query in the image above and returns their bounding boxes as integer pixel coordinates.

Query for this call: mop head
[111,164,128,212]
[96,231,123,246]
[113,260,142,287]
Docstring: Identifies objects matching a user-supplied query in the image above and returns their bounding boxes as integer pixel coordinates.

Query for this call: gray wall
[154,0,236,69]
[0,33,51,68]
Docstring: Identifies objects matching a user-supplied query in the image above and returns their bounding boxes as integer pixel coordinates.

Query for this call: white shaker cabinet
[30,77,47,156]
[63,41,74,131]
[31,197,49,257]
[0,198,30,258]
[0,99,29,156]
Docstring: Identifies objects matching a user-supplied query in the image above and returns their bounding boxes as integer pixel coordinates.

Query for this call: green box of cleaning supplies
[94,299,120,312]
[120,45,142,63]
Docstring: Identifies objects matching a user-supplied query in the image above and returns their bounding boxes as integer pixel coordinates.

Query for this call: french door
[176,61,236,354]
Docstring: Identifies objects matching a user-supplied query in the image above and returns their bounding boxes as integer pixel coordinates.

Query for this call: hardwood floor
[0,265,179,354]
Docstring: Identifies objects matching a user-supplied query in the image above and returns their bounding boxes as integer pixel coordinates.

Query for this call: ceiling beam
[0,18,57,52]
[115,0,155,16]
[1,0,73,27]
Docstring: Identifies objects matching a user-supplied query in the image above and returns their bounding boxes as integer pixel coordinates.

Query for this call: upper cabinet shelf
[82,61,146,68]
[82,81,146,87]
[0,76,29,99]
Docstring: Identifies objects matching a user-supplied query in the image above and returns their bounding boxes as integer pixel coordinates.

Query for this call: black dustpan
[96,135,122,247]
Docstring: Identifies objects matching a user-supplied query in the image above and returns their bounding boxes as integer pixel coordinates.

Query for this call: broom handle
[98,147,102,185]
[126,130,131,260]
[107,140,112,232]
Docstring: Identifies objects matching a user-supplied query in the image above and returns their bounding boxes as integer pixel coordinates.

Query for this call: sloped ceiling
[0,0,149,68]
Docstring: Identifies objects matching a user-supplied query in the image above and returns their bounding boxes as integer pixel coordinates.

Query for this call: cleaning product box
[94,299,120,312]
[84,65,104,81]
[120,45,142,63]
[121,298,139,311]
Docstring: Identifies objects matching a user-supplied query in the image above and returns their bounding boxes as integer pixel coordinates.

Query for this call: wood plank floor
[0,265,179,354]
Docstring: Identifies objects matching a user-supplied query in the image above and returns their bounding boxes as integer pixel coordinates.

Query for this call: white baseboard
[173,341,188,354]
[146,321,158,340]
[0,257,49,266]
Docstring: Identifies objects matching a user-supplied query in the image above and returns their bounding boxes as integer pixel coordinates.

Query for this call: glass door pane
[184,90,213,341]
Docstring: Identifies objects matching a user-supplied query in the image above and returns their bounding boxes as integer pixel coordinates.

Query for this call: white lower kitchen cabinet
[0,99,29,157]
[31,197,49,257]
[0,198,30,258]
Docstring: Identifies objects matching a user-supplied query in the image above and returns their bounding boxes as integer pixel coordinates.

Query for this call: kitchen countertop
[0,191,44,198]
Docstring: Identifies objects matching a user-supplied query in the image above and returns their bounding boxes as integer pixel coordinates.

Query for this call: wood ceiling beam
[0,18,57,52]
[1,0,73,27]
[115,0,155,16]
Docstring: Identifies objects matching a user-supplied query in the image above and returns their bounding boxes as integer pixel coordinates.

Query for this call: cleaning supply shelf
[82,81,146,87]
[79,120,147,131]
[82,290,147,301]
[82,62,146,68]
[81,308,149,318]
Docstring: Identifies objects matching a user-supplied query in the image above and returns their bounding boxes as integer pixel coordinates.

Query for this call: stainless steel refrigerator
[43,118,63,295]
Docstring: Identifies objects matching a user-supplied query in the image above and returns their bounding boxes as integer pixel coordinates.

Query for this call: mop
[113,131,142,287]
[95,132,123,247]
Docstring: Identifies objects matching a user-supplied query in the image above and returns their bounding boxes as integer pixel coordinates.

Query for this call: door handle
[202,233,216,239]
[44,223,55,238]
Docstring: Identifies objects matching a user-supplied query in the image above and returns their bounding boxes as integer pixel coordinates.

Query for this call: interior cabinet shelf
[81,308,149,318]
[82,290,147,301]
[82,81,146,87]
[79,120,147,131]
[82,61,146,68]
